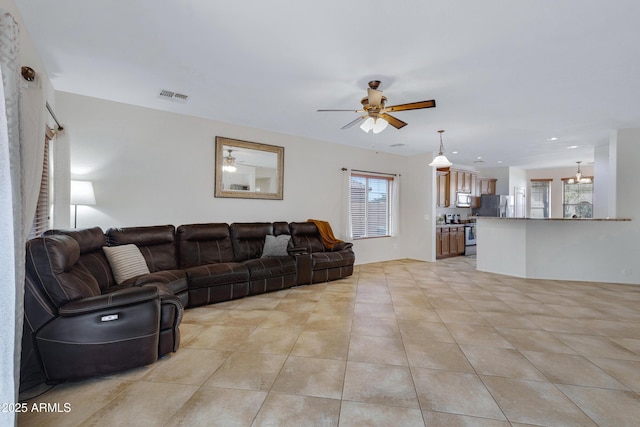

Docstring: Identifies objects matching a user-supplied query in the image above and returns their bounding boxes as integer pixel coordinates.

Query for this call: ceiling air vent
[158,89,189,103]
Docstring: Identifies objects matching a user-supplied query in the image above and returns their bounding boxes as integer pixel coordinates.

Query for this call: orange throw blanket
[307,219,343,250]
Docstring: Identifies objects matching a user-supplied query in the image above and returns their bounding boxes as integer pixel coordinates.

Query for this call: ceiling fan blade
[317,109,361,112]
[341,115,367,129]
[367,88,384,107]
[380,113,407,129]
[385,99,436,112]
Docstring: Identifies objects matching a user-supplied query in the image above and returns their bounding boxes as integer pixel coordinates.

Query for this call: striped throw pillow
[103,244,150,284]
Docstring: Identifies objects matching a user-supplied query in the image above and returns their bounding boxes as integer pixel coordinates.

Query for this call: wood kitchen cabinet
[436,227,450,258]
[478,177,497,195]
[436,225,466,259]
[436,171,449,207]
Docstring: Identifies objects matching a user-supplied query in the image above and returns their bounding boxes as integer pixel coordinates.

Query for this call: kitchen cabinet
[436,227,450,258]
[436,168,497,207]
[478,177,497,195]
[436,225,466,259]
[436,171,449,207]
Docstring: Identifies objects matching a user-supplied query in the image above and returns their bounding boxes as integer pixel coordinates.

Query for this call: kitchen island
[476,217,638,285]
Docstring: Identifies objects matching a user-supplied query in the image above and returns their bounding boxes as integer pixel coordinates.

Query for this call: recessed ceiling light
[452,151,458,154]
[547,137,559,141]
[498,160,503,164]
[567,145,578,149]
[476,156,483,160]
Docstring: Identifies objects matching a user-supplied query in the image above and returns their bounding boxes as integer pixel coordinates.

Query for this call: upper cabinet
[436,168,497,208]
[478,177,497,195]
[436,170,449,207]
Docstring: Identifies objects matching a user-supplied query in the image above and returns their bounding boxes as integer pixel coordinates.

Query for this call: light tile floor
[18,257,640,426]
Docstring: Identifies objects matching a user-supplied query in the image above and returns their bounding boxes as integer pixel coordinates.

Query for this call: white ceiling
[15,0,640,169]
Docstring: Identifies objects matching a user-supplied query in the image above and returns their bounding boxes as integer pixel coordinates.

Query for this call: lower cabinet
[436,226,466,259]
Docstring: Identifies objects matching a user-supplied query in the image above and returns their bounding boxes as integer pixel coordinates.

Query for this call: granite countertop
[475,217,631,221]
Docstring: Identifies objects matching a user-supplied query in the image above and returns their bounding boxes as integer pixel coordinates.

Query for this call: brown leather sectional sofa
[20,221,354,393]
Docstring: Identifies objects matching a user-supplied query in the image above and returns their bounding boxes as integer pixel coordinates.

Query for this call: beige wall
[57,91,436,264]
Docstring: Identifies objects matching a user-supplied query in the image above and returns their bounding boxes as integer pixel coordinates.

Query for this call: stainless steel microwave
[456,192,472,207]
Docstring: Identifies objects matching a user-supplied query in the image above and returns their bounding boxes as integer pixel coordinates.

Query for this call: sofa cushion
[311,251,356,270]
[289,222,326,253]
[25,235,101,307]
[243,257,296,280]
[185,262,249,289]
[45,227,115,291]
[106,225,178,271]
[230,222,273,261]
[177,223,235,268]
[261,234,291,257]
[103,244,151,285]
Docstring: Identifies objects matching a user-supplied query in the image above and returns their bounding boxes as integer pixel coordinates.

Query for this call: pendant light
[568,161,591,184]
[428,130,452,168]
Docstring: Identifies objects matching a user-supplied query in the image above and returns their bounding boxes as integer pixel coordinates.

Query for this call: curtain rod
[20,67,64,132]
[341,168,398,177]
[46,102,64,131]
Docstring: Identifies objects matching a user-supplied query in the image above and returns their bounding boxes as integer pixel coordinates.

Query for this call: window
[562,178,593,218]
[530,179,551,218]
[350,173,393,239]
[28,127,54,239]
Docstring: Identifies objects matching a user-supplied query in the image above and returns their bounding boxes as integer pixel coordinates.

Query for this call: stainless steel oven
[464,224,476,255]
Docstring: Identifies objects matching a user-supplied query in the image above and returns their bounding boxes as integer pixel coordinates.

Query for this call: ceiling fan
[318,80,436,133]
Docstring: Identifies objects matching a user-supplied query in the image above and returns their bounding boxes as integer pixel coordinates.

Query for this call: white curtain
[0,10,21,417]
[0,10,46,412]
[342,167,352,239]
[389,174,400,236]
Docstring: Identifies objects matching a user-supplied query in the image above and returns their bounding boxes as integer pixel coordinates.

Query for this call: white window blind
[350,172,393,239]
[28,127,54,239]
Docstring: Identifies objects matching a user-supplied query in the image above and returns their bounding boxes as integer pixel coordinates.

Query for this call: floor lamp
[70,180,96,228]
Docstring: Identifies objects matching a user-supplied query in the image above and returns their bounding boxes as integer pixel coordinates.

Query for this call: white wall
[57,92,433,265]
[594,144,610,218]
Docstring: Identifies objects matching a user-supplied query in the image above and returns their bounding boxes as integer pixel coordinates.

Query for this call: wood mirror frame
[214,136,284,200]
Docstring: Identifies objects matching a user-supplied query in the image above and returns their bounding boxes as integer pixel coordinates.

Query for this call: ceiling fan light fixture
[222,150,237,172]
[372,118,388,134]
[360,117,374,133]
[429,130,453,168]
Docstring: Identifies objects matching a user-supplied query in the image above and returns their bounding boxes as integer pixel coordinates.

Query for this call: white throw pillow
[103,244,150,284]
[261,234,291,257]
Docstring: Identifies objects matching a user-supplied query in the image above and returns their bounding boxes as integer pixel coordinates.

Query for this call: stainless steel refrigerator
[472,195,514,217]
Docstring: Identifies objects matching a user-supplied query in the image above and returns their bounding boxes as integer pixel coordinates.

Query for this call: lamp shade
[428,155,452,168]
[360,117,375,133]
[70,180,96,205]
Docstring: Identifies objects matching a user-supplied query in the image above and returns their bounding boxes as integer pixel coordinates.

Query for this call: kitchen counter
[477,217,631,221]
[475,217,637,284]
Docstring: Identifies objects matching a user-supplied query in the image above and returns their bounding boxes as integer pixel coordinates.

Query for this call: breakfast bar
[476,217,638,285]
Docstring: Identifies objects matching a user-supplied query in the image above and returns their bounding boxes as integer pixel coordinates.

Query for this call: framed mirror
[215,136,284,199]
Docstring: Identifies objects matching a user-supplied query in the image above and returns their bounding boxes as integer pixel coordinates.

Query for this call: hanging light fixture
[568,161,591,184]
[428,130,452,168]
[360,116,389,134]
[222,150,237,172]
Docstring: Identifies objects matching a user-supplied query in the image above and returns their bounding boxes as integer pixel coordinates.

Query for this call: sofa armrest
[288,246,308,256]
[58,286,159,317]
[331,241,353,251]
[159,294,184,328]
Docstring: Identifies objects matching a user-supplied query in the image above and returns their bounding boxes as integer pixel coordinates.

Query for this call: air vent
[158,89,189,103]
[389,143,405,147]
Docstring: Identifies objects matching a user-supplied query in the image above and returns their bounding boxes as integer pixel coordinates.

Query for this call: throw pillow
[103,244,150,284]
[261,234,291,257]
